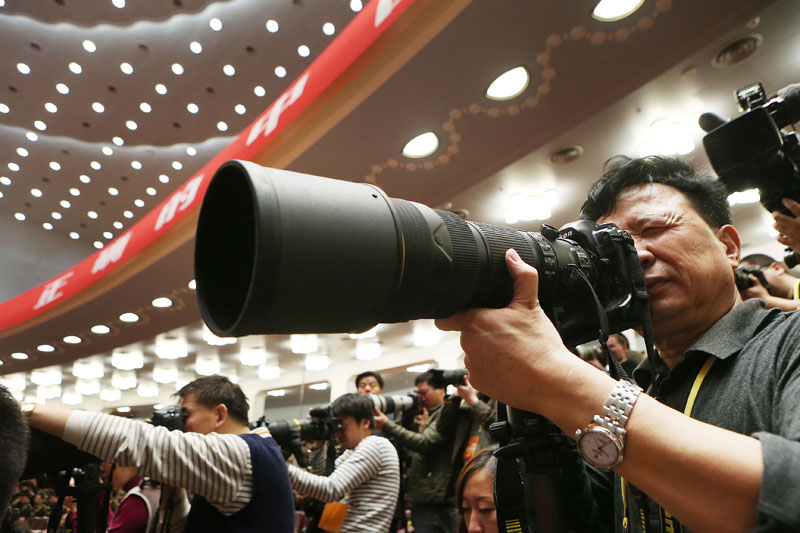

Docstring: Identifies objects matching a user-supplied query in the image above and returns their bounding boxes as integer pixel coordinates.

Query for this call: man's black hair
[174,375,249,425]
[415,371,444,390]
[611,333,630,349]
[331,393,375,429]
[740,253,778,268]
[580,155,731,228]
[0,385,28,524]
[354,371,384,390]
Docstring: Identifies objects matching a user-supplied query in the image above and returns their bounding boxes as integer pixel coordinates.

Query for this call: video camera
[700,82,800,266]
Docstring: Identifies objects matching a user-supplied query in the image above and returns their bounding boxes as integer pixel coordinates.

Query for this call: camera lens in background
[368,393,418,415]
[195,161,596,337]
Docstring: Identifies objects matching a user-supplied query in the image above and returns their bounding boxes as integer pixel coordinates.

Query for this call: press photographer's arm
[438,157,800,532]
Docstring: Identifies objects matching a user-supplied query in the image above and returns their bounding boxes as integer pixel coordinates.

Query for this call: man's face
[606,336,626,361]
[598,183,740,339]
[180,393,221,434]
[416,381,444,409]
[357,376,383,395]
[336,415,370,449]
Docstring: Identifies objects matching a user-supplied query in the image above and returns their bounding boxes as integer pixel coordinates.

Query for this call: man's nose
[635,242,655,268]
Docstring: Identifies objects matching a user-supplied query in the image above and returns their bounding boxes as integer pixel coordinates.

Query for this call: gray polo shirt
[618,299,800,531]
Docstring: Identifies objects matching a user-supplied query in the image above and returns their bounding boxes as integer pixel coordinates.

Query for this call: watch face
[578,429,621,469]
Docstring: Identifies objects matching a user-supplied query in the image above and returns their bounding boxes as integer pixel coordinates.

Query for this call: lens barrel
[195,161,595,336]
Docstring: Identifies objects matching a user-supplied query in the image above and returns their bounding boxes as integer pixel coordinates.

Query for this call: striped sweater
[288,435,399,533]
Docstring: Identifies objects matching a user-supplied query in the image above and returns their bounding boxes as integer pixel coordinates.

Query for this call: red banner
[0,0,417,333]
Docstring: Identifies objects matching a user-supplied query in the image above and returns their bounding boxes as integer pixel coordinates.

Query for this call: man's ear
[214,404,229,428]
[718,225,741,268]
[769,261,787,274]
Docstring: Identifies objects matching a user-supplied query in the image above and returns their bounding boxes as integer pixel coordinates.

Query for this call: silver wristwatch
[575,380,642,470]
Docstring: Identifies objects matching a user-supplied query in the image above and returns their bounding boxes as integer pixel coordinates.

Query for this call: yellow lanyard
[793,279,800,300]
[620,355,716,533]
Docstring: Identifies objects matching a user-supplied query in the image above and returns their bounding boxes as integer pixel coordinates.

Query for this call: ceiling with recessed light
[1,0,798,414]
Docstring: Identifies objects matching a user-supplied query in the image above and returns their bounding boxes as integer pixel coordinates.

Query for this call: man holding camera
[287,393,399,533]
[738,253,800,311]
[22,375,295,532]
[437,156,800,531]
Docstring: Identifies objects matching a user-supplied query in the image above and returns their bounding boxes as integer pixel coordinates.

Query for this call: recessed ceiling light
[116,406,131,413]
[171,161,182,170]
[103,231,113,239]
[120,62,134,75]
[45,102,58,113]
[8,163,19,172]
[190,41,203,54]
[152,297,172,308]
[267,389,286,397]
[123,210,134,218]
[113,221,123,229]
[187,103,199,114]
[126,120,138,130]
[87,210,98,219]
[112,136,124,146]
[80,174,91,183]
[131,160,142,170]
[69,232,79,239]
[17,63,30,75]
[254,86,266,97]
[350,0,362,12]
[49,161,61,171]
[94,241,103,249]
[69,62,82,74]
[70,188,80,196]
[0,177,11,185]
[31,188,42,197]
[234,104,246,115]
[90,160,101,170]
[112,0,125,8]
[17,147,29,157]
[171,63,184,75]
[134,199,144,207]
[139,102,151,113]
[266,19,279,33]
[322,22,335,36]
[188,279,196,289]
[14,213,25,221]
[56,83,70,94]
[92,102,105,113]
[486,66,530,101]
[82,40,96,53]
[26,132,38,141]
[159,174,169,183]
[217,121,228,132]
[42,222,53,230]
[146,187,156,196]
[155,83,168,95]
[34,120,47,131]
[119,312,139,322]
[298,45,310,57]
[402,132,439,158]
[209,17,222,31]
[274,66,287,78]
[223,64,235,76]
[91,324,111,334]
[0,103,8,113]
[51,212,62,220]
[11,352,28,360]
[63,335,82,344]
[186,147,197,156]
[37,344,55,352]
[108,187,119,196]
[102,146,113,156]
[592,0,645,21]
[60,200,71,208]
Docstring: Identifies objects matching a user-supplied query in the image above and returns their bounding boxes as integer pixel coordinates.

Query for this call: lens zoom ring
[435,210,480,301]
[471,222,540,304]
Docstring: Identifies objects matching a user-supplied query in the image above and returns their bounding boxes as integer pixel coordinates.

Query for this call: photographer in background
[373,371,455,532]
[287,393,399,533]
[0,384,28,527]
[739,253,800,311]
[355,371,385,395]
[607,333,642,377]
[22,375,294,532]
[438,156,800,531]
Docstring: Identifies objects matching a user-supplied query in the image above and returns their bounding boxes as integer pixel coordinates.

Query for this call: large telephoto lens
[195,161,595,337]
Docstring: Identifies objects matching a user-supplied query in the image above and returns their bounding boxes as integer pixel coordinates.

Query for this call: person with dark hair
[373,371,455,532]
[437,155,800,531]
[455,447,498,533]
[739,253,800,311]
[607,333,639,377]
[286,393,399,533]
[355,371,385,395]
[0,385,28,526]
[22,375,294,532]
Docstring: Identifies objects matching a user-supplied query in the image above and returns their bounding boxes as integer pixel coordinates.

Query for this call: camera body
[259,405,342,449]
[150,405,184,431]
[702,82,800,215]
[733,266,771,292]
[428,368,468,388]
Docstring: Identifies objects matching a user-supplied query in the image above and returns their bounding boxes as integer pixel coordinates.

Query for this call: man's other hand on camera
[773,198,800,250]
[454,377,480,405]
